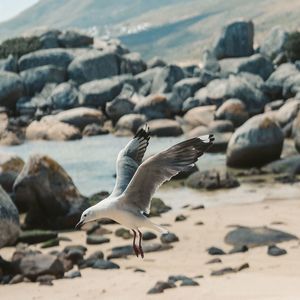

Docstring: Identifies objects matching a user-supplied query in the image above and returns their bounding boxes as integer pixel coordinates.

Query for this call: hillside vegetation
[0,0,300,62]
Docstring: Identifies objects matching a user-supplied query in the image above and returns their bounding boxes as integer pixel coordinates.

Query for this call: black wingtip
[134,124,150,140]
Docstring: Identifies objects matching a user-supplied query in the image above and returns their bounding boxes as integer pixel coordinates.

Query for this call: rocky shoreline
[1,18,300,297]
[0,21,299,158]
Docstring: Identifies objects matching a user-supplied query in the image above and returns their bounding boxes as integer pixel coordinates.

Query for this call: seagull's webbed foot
[138,229,144,259]
[132,230,139,257]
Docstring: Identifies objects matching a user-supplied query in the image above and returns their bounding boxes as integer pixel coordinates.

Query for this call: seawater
[0,135,224,197]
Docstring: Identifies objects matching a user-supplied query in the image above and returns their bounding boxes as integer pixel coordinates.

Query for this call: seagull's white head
[76,207,97,229]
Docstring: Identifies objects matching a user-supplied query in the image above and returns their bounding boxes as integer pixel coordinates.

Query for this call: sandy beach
[1,183,300,300]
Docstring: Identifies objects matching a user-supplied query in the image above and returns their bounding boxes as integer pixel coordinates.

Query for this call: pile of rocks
[0,151,90,248]
[0,243,119,285]
[0,23,299,168]
[0,221,174,285]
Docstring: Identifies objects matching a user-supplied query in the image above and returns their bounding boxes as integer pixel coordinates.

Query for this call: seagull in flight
[76,126,214,258]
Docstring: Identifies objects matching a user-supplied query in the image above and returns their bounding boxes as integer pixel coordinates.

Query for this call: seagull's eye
[83,214,87,218]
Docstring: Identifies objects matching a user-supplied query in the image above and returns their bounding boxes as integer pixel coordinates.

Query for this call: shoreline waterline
[1,134,299,210]
[0,134,222,196]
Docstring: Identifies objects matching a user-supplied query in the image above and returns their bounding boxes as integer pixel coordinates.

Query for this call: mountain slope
[0,0,300,62]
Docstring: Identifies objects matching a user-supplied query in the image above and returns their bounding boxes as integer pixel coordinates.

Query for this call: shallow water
[0,134,224,197]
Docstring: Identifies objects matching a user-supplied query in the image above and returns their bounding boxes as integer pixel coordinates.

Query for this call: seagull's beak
[75,219,84,230]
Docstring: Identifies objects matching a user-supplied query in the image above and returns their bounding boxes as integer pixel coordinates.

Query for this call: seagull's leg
[138,229,144,259]
[132,229,139,257]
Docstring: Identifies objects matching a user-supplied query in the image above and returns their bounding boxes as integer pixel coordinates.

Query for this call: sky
[0,0,38,22]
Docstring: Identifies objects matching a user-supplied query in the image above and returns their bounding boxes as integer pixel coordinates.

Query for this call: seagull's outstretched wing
[122,135,214,213]
[110,125,150,197]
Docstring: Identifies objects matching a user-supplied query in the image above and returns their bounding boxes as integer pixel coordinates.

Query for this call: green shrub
[284,31,300,62]
[0,36,41,59]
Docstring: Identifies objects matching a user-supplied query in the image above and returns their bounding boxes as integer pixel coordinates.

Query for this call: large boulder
[212,20,254,59]
[183,105,216,129]
[20,254,64,280]
[0,153,24,193]
[18,49,74,71]
[134,94,171,120]
[263,63,299,99]
[146,119,183,137]
[219,54,274,80]
[259,26,289,60]
[79,75,135,107]
[0,186,20,248]
[120,52,147,75]
[49,82,79,110]
[194,75,268,115]
[151,65,185,94]
[215,99,249,127]
[168,78,203,114]
[226,114,284,168]
[105,96,135,123]
[52,107,105,130]
[26,118,81,141]
[58,30,93,48]
[0,55,18,72]
[20,65,66,96]
[13,155,89,229]
[115,114,146,134]
[68,51,120,85]
[0,71,24,109]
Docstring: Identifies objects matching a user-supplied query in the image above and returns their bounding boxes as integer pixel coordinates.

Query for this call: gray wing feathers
[110,126,150,197]
[123,135,214,213]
